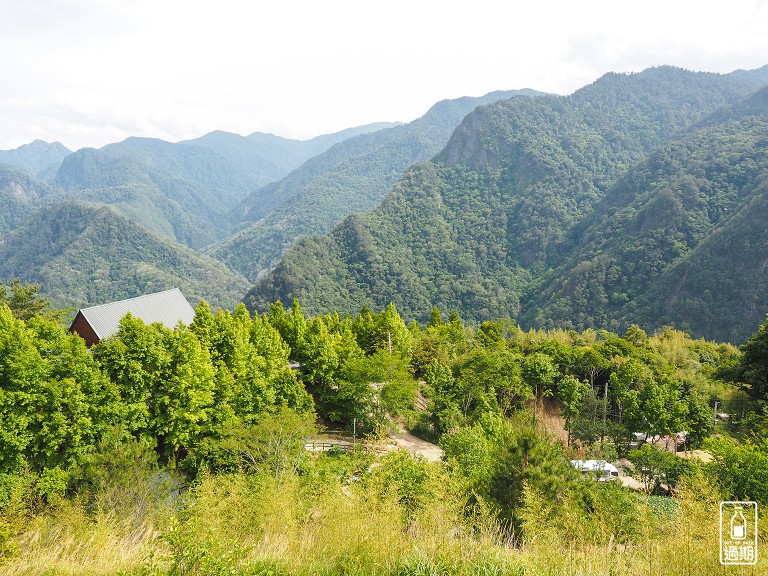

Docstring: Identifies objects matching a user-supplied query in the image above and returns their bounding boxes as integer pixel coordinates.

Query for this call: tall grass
[2,454,766,575]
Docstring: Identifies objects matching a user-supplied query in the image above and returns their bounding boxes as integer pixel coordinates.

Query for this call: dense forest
[0,203,251,310]
[247,66,768,342]
[1,284,767,574]
[209,90,541,281]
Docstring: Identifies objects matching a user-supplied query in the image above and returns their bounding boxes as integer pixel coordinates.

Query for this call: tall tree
[0,279,59,321]
[737,314,768,401]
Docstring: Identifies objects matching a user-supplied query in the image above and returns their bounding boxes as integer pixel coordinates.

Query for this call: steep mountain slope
[0,140,71,178]
[0,202,250,310]
[208,90,541,280]
[51,137,270,248]
[244,67,766,341]
[49,124,394,250]
[527,87,768,342]
[0,165,55,235]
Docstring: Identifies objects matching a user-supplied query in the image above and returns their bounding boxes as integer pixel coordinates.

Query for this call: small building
[570,459,620,481]
[68,288,196,347]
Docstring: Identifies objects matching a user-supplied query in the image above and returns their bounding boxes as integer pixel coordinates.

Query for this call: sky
[1,0,767,152]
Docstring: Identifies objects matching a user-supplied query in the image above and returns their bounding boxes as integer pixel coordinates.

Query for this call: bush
[627,445,692,494]
[705,437,768,505]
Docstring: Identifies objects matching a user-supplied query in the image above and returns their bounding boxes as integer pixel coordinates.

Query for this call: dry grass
[2,504,159,575]
[2,466,766,576]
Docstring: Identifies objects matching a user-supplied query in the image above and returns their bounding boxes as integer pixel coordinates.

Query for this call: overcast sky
[1,0,767,151]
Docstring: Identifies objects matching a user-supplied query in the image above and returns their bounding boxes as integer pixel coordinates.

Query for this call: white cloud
[1,0,767,151]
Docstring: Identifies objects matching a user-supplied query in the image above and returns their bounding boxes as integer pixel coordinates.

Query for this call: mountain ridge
[0,139,72,178]
[0,201,250,311]
[207,89,545,281]
[244,66,768,342]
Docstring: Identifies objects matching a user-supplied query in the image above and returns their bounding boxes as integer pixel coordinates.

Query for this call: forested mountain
[0,165,55,235]
[0,139,71,178]
[0,201,250,310]
[245,67,768,342]
[49,124,394,250]
[51,137,277,248]
[208,90,541,280]
[527,86,768,342]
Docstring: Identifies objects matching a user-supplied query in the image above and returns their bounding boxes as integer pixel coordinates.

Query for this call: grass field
[2,448,765,576]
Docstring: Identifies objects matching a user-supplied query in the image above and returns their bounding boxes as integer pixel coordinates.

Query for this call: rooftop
[74,288,195,340]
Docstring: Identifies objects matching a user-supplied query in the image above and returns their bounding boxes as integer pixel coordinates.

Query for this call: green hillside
[0,201,250,310]
[245,67,768,341]
[48,124,395,251]
[0,164,55,235]
[208,90,541,280]
[51,138,268,248]
[528,86,768,342]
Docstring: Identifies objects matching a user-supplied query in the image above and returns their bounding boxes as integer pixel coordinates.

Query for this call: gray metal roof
[77,288,196,340]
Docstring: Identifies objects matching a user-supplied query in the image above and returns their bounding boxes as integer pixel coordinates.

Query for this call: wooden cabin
[68,288,196,347]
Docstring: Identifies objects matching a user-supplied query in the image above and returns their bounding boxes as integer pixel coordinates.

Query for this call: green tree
[351,349,416,417]
[424,360,462,434]
[0,279,60,321]
[521,352,558,423]
[154,327,217,462]
[93,314,170,439]
[455,348,529,417]
[267,299,306,353]
[0,306,114,475]
[373,303,413,357]
[476,321,504,348]
[440,424,493,494]
[489,415,579,527]
[557,375,589,446]
[215,407,317,477]
[628,444,691,494]
[705,437,768,505]
[736,314,768,401]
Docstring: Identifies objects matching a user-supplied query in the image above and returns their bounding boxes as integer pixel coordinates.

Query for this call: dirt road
[387,431,443,462]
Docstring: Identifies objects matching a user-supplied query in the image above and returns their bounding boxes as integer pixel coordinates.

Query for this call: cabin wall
[68,312,101,347]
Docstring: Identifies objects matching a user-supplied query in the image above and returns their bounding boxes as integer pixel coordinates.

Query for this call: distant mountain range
[181,123,400,187]
[3,66,768,342]
[0,123,395,308]
[0,139,71,178]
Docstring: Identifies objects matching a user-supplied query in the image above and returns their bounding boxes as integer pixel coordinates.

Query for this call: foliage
[2,291,768,574]
[0,305,116,475]
[0,164,54,236]
[0,279,63,322]
[487,414,579,528]
[705,436,768,505]
[191,408,317,477]
[0,202,250,312]
[627,444,692,494]
[209,91,534,281]
[734,313,768,401]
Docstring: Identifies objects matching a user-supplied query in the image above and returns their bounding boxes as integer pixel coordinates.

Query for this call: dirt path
[388,431,443,462]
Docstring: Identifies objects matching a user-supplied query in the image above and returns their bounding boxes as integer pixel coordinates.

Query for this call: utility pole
[713,400,719,428]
